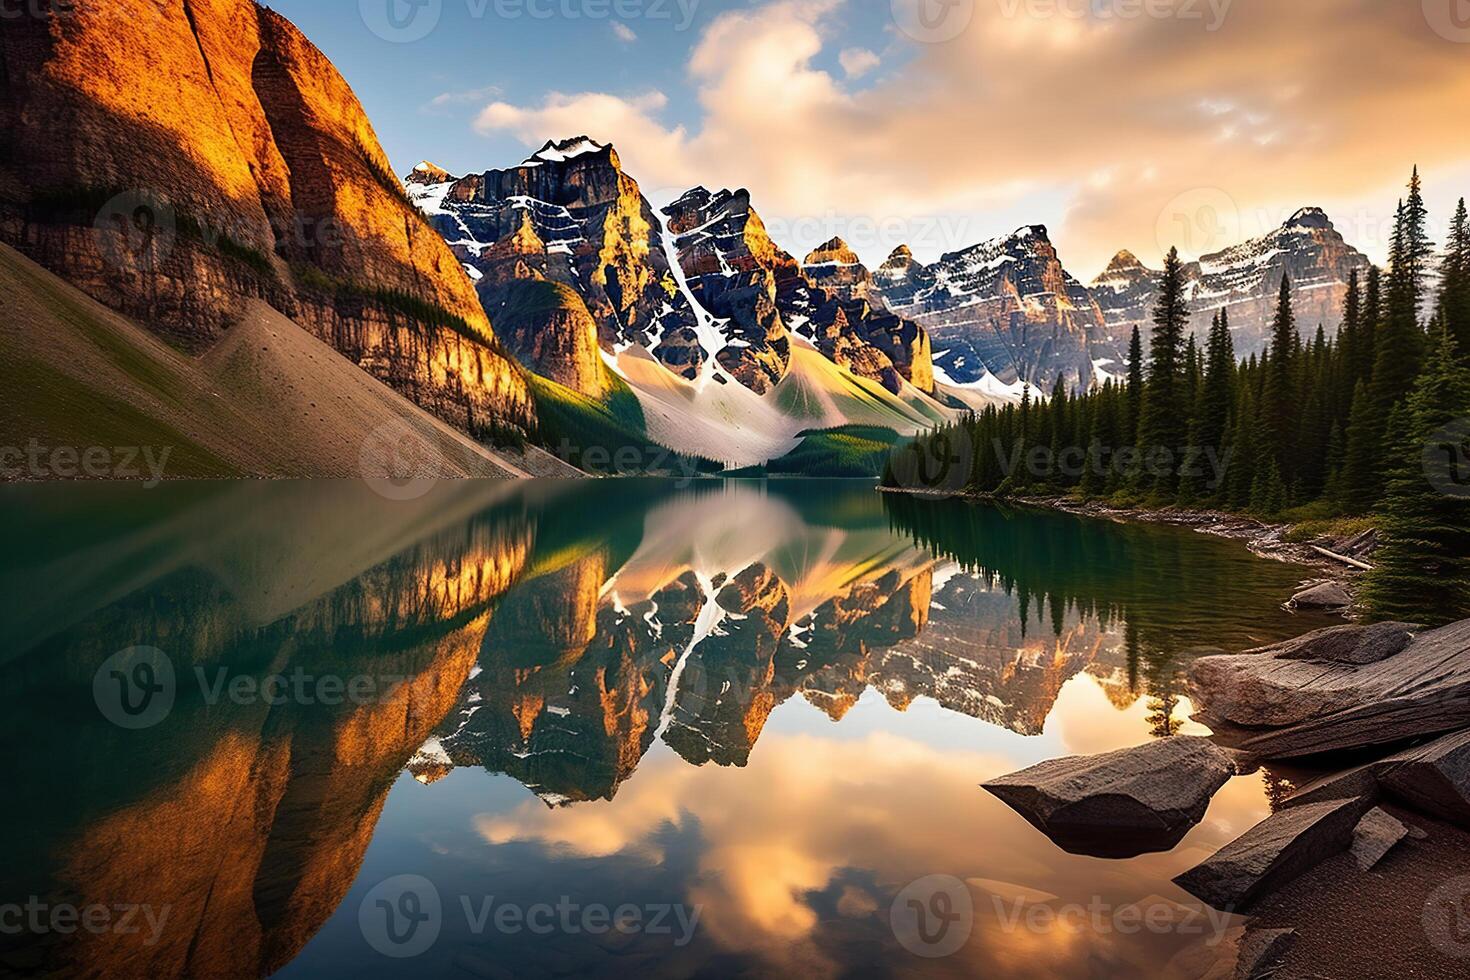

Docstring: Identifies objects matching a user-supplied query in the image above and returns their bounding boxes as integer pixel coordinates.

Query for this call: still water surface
[0,479,1340,978]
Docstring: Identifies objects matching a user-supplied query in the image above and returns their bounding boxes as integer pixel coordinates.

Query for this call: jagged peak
[405,160,453,185]
[804,236,862,267]
[1285,206,1331,230]
[668,185,713,209]
[1099,249,1153,276]
[886,244,914,263]
[523,136,609,166]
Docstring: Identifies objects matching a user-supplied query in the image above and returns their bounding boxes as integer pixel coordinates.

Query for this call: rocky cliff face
[1092,209,1372,357]
[0,0,534,437]
[659,189,935,396]
[660,186,797,393]
[6,491,534,978]
[482,279,609,398]
[798,237,935,394]
[871,226,1118,391]
[407,138,707,394]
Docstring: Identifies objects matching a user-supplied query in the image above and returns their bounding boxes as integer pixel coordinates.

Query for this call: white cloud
[838,47,880,79]
[611,21,637,43]
[424,85,502,113]
[467,0,1470,274]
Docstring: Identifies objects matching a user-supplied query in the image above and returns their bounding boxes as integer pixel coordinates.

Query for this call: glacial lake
[0,479,1342,979]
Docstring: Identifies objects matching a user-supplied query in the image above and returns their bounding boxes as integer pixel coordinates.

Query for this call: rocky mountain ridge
[1092,208,1373,357]
[411,151,939,401]
[0,0,534,438]
[871,225,1119,391]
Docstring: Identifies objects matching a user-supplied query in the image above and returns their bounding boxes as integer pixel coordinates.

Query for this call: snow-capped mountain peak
[525,136,606,165]
[1091,207,1370,356]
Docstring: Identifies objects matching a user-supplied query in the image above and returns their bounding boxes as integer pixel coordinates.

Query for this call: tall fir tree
[1338,381,1379,514]
[1136,247,1190,494]
[1125,324,1144,445]
[1373,170,1434,414]
[1362,325,1470,625]
[1442,197,1470,356]
[1359,264,1382,386]
[1261,273,1299,488]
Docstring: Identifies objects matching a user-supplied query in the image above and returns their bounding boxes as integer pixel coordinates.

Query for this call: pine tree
[1136,247,1190,494]
[1226,383,1259,510]
[1125,325,1144,444]
[1373,172,1434,415]
[1338,381,1378,514]
[1362,326,1470,625]
[1359,265,1382,386]
[1194,310,1235,500]
[1442,197,1470,356]
[1262,273,1298,487]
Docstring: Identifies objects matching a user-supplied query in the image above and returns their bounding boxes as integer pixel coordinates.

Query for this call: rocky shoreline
[875,485,1376,614]
[982,618,1470,978]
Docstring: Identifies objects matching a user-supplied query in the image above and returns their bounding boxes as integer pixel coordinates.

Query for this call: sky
[273,0,1470,277]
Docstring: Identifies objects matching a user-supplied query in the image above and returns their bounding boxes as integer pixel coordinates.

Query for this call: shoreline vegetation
[876,484,1368,581]
[885,168,1470,629]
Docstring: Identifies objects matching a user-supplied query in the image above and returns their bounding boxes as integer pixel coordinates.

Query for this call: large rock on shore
[1288,582,1352,610]
[1349,807,1407,870]
[1189,621,1470,759]
[1174,797,1369,910]
[982,736,1237,858]
[1378,728,1470,824]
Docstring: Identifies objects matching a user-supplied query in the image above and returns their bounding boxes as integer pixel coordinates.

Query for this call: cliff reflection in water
[0,479,1330,978]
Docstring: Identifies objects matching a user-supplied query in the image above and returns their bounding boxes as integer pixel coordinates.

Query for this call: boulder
[1174,797,1369,910]
[1282,760,1384,809]
[982,736,1237,858]
[1272,622,1418,665]
[1378,728,1470,824]
[1189,620,1470,759]
[1349,807,1407,870]
[1233,928,1297,980]
[1288,582,1352,609]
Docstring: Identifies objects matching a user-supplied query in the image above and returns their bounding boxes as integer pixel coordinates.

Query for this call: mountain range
[0,0,1383,477]
[1090,207,1372,359]
[408,139,955,466]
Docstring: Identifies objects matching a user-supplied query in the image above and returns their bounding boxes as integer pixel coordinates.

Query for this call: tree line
[886,169,1470,626]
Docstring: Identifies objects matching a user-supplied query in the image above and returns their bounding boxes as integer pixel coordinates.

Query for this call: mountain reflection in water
[0,480,1337,979]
